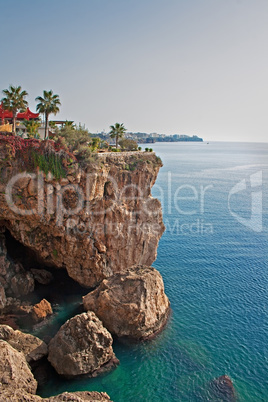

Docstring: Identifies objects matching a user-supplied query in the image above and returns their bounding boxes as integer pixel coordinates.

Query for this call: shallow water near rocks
[34,142,267,401]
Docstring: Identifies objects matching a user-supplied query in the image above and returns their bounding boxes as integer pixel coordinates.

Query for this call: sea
[37,141,268,401]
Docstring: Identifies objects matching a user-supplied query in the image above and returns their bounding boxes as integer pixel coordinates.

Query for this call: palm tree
[109,123,126,149]
[1,85,28,135]
[64,120,75,129]
[35,90,61,140]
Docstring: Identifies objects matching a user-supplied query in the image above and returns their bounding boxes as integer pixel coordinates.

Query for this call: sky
[0,0,267,142]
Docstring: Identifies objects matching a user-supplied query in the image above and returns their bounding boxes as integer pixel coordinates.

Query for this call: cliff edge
[0,136,165,288]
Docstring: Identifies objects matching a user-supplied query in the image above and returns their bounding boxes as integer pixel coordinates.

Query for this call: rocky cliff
[0,136,169,400]
[0,137,165,288]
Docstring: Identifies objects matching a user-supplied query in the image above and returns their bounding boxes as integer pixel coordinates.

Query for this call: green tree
[23,119,41,138]
[109,123,126,149]
[1,85,28,135]
[56,124,99,166]
[99,139,109,150]
[91,137,100,151]
[58,124,91,152]
[119,138,138,151]
[35,90,61,140]
[49,121,57,129]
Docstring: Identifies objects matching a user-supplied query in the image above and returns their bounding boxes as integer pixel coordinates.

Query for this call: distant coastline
[92,132,203,144]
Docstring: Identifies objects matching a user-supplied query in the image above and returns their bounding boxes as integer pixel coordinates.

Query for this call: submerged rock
[210,375,237,401]
[48,311,118,377]
[83,265,170,340]
[0,324,48,363]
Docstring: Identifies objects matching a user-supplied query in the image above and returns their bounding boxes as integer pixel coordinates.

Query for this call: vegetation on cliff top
[0,132,162,181]
[0,134,72,179]
[1,85,161,173]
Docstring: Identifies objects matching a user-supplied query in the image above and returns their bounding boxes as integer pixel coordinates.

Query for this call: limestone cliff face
[0,138,164,288]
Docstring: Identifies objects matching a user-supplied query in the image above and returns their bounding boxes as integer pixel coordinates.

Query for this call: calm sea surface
[39,142,268,401]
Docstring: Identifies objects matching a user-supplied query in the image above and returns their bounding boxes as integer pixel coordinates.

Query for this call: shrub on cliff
[0,134,74,179]
[56,125,90,151]
[118,138,138,151]
[23,119,41,139]
[55,125,99,167]
[56,124,91,151]
[32,150,66,179]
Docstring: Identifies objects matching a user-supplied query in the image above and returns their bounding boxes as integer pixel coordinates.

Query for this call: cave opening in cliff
[4,227,42,269]
[2,226,88,304]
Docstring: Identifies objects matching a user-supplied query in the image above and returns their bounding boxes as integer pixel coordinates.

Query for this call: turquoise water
[39,142,268,401]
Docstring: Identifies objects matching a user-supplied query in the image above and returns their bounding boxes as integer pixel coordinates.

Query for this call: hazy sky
[1,0,267,142]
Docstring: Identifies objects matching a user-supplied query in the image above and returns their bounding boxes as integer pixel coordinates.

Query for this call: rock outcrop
[0,340,38,398]
[1,297,53,328]
[31,269,53,285]
[0,390,112,402]
[0,338,112,402]
[32,299,53,322]
[45,391,112,401]
[0,324,48,363]
[48,312,118,377]
[83,265,170,340]
[0,137,164,288]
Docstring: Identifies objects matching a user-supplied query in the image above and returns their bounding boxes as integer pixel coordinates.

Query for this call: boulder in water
[83,265,170,340]
[48,311,118,377]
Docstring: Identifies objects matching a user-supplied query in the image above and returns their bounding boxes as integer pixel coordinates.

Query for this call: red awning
[0,103,39,120]
[17,108,39,120]
[0,103,12,119]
